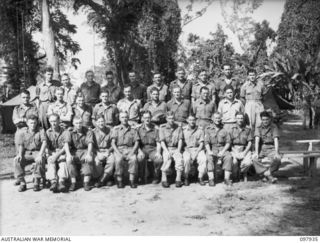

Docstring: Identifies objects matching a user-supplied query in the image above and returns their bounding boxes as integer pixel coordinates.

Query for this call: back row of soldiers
[12,65,281,192]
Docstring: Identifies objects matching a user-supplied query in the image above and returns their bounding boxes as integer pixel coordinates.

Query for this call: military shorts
[207,148,233,172]
[230,145,253,173]
[161,147,183,173]
[253,145,281,174]
[14,151,46,180]
[114,147,138,176]
[92,150,115,178]
[183,148,206,176]
[47,150,69,181]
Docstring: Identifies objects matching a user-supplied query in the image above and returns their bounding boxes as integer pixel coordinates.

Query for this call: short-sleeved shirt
[46,127,70,151]
[111,124,140,147]
[117,98,141,122]
[192,98,216,120]
[36,80,61,102]
[230,125,253,146]
[12,104,38,128]
[102,84,122,104]
[191,81,216,101]
[215,76,241,99]
[254,123,279,145]
[159,123,184,147]
[143,101,167,124]
[137,124,159,148]
[72,105,93,128]
[63,85,78,106]
[217,98,244,123]
[69,127,94,151]
[167,99,191,123]
[147,83,169,102]
[130,82,147,104]
[240,81,267,101]
[92,102,119,126]
[47,101,73,122]
[92,127,112,150]
[17,127,47,151]
[169,79,193,100]
[204,125,231,147]
[183,126,204,148]
[80,81,101,105]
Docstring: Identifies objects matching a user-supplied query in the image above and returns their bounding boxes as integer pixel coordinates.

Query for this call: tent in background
[0,86,37,133]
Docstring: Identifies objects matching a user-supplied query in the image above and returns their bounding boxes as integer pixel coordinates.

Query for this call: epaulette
[160,124,167,128]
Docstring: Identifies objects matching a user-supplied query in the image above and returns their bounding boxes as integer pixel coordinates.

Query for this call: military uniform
[182,126,206,178]
[143,101,167,125]
[72,104,93,128]
[80,81,101,107]
[167,99,191,125]
[92,102,119,127]
[47,101,73,128]
[191,81,216,101]
[159,123,184,174]
[217,98,244,132]
[192,98,216,129]
[130,82,147,105]
[215,76,241,101]
[146,83,169,102]
[169,79,193,100]
[117,98,141,127]
[63,85,78,106]
[253,123,281,174]
[102,83,122,104]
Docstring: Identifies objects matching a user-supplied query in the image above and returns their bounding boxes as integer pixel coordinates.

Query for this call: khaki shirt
[12,104,38,128]
[117,98,141,122]
[204,125,231,147]
[130,82,147,104]
[80,81,101,105]
[46,127,70,151]
[17,127,47,151]
[143,101,167,124]
[36,80,61,102]
[69,127,94,151]
[111,124,140,147]
[167,99,191,124]
[137,124,159,148]
[191,81,216,101]
[240,81,267,101]
[230,125,253,146]
[102,84,122,104]
[159,123,184,147]
[92,102,119,126]
[192,98,216,120]
[183,126,204,148]
[47,101,73,123]
[92,127,112,150]
[169,79,193,100]
[72,105,93,128]
[215,76,241,99]
[217,98,244,123]
[147,83,169,102]
[63,85,78,106]
[254,123,279,145]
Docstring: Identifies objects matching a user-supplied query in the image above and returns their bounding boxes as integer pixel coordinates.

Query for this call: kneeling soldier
[159,111,184,188]
[93,115,115,187]
[111,112,140,189]
[205,112,233,186]
[14,115,47,192]
[253,111,281,183]
[182,114,206,186]
[65,116,94,191]
[230,112,253,182]
[46,114,70,192]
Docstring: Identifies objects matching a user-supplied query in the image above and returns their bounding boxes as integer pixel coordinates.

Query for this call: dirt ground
[0,113,320,236]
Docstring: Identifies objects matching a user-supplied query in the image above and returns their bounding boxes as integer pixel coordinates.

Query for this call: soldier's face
[27,119,37,131]
[143,113,151,125]
[120,113,129,125]
[153,74,162,85]
[45,71,53,81]
[49,116,59,129]
[187,116,196,127]
[151,91,159,101]
[223,65,232,77]
[199,71,207,82]
[86,72,94,82]
[176,71,185,80]
[213,114,222,125]
[261,116,271,126]
[124,87,132,98]
[248,72,256,82]
[21,93,30,105]
[56,90,64,101]
[201,89,209,100]
[173,88,181,99]
[106,74,113,84]
[96,118,105,129]
[76,97,84,106]
[236,114,244,126]
[100,92,109,103]
[166,115,174,125]
[225,89,234,100]
[73,119,83,130]
[61,76,70,86]
[129,73,136,82]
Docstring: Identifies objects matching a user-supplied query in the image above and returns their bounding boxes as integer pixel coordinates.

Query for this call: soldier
[253,111,281,183]
[46,114,70,193]
[92,89,119,128]
[72,92,93,129]
[147,72,169,102]
[117,84,141,127]
[80,70,101,108]
[182,115,207,186]
[47,87,73,129]
[167,86,191,126]
[229,112,253,182]
[14,115,47,192]
[65,116,95,191]
[143,87,167,126]
[102,71,122,104]
[169,68,192,100]
[92,115,115,188]
[191,69,216,103]
[61,73,78,106]
[192,86,216,129]
[205,112,233,186]
[159,111,184,188]
[217,86,244,133]
[240,69,267,129]
[137,111,163,184]
[128,70,147,105]
[36,66,61,130]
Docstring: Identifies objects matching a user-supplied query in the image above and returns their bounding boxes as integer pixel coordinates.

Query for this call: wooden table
[296,139,320,177]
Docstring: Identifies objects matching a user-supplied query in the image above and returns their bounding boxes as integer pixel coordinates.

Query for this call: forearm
[255,137,260,153]
[87,143,93,154]
[205,144,212,153]
[177,140,183,153]
[111,140,121,154]
[221,143,230,154]
[156,143,161,154]
[64,143,72,157]
[243,142,252,155]
[161,141,169,153]
[274,138,279,154]
[131,141,139,154]
[39,142,47,156]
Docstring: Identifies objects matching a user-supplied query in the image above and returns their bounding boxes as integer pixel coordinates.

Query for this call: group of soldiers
[12,64,281,192]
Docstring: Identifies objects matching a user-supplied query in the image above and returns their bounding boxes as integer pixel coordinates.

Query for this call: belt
[246,99,262,102]
[118,145,133,149]
[262,143,274,145]
[197,118,212,121]
[223,121,236,124]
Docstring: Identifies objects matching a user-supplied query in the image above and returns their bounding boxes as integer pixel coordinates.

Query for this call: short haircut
[150,87,159,94]
[260,111,271,118]
[27,114,38,121]
[213,112,222,117]
[198,68,207,74]
[48,113,60,120]
[200,86,209,93]
[247,68,257,75]
[96,114,105,121]
[55,87,65,94]
[100,88,110,95]
[153,71,161,77]
[188,114,196,119]
[20,89,30,96]
[123,84,132,90]
[61,73,70,79]
[222,63,232,69]
[128,70,136,75]
[76,91,84,98]
[176,67,185,73]
[166,111,175,117]
[171,85,181,92]
[119,111,129,117]
[142,110,152,117]
[235,111,245,117]
[224,85,234,93]
[85,70,94,76]
[105,71,113,76]
[73,116,82,122]
[45,66,54,73]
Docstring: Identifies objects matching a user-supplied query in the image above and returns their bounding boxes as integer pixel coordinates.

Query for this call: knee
[183,151,191,163]
[137,150,146,163]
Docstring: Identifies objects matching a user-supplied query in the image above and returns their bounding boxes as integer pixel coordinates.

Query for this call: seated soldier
[92,115,115,188]
[92,89,119,128]
[46,114,70,193]
[65,116,94,191]
[159,111,184,188]
[205,112,233,186]
[229,112,253,182]
[253,111,281,183]
[14,115,47,192]
[47,87,73,129]
[137,111,163,184]
[182,114,207,186]
[143,87,167,126]
[72,92,93,129]
[111,111,140,189]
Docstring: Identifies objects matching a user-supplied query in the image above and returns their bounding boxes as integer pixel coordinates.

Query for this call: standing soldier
[93,115,115,188]
[229,112,253,182]
[103,71,122,104]
[111,112,140,189]
[191,69,216,103]
[80,70,101,108]
[240,69,267,129]
[143,87,167,126]
[61,73,78,106]
[253,111,281,183]
[47,87,73,129]
[192,87,216,129]
[147,72,169,102]
[205,113,233,186]
[73,92,93,129]
[218,86,244,133]
[182,115,207,186]
[46,114,70,193]
[14,115,47,192]
[169,68,192,100]
[36,66,61,130]
[65,116,95,191]
[117,85,141,127]
[92,89,119,128]
[167,86,191,126]
[128,70,147,105]
[159,111,184,188]
[137,111,163,184]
